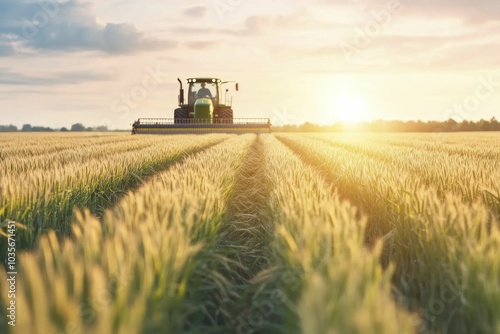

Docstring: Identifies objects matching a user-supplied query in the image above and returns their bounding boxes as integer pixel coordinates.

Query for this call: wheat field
[0,132,499,334]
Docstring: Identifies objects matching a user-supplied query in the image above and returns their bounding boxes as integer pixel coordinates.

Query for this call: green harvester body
[194,98,213,120]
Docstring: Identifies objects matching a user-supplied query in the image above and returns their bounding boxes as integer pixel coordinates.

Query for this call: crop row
[0,133,134,159]
[252,134,415,333]
[276,133,500,333]
[0,134,229,258]
[301,133,500,210]
[1,132,498,333]
[0,133,418,334]
[368,132,500,160]
[0,134,254,333]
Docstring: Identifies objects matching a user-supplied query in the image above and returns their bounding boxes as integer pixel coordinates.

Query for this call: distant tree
[274,124,298,132]
[95,125,108,132]
[21,124,32,131]
[60,127,69,132]
[31,126,54,132]
[445,118,458,131]
[0,125,18,132]
[490,117,499,131]
[71,123,86,132]
[86,127,94,132]
[273,119,500,132]
[461,120,477,131]
[299,122,321,132]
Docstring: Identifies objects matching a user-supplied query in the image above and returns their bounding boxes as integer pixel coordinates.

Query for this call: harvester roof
[187,78,222,83]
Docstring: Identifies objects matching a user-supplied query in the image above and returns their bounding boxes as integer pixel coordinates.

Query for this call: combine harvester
[132,77,271,134]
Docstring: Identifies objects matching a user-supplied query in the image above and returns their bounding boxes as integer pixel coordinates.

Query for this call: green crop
[0,132,499,334]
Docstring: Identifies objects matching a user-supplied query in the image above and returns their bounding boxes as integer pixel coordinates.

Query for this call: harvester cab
[132,77,271,134]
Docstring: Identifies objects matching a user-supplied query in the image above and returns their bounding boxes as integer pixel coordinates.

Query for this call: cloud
[307,0,500,21]
[303,28,500,72]
[0,38,15,56]
[403,0,500,23]
[0,68,115,86]
[182,6,208,18]
[0,0,175,55]
[166,3,500,73]
[238,13,312,35]
[185,41,219,49]
[169,11,314,38]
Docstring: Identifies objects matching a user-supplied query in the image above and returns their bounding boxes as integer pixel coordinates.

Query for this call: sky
[0,0,499,129]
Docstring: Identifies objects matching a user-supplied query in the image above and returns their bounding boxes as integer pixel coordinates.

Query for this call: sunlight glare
[331,94,367,123]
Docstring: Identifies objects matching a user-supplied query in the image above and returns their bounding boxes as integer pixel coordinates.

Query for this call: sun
[331,94,367,123]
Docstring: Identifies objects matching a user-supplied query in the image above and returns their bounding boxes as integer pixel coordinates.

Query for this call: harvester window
[198,83,212,98]
[191,82,217,99]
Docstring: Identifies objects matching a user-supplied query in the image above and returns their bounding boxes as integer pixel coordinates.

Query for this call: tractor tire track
[219,134,282,334]
[183,135,279,334]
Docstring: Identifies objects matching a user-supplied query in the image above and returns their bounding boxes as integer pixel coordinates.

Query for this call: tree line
[1,118,499,132]
[0,123,109,132]
[273,117,500,132]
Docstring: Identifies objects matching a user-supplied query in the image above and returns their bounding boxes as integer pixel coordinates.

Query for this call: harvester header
[132,77,271,134]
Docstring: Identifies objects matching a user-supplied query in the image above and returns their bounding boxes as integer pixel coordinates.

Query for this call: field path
[180,134,280,333]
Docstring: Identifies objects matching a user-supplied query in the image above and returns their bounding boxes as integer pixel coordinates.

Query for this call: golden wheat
[0,132,499,334]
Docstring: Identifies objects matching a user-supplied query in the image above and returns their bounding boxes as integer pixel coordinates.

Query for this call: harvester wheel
[217,107,233,124]
[174,108,189,123]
